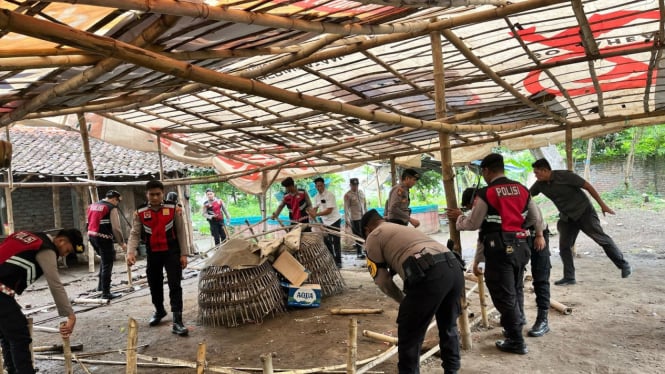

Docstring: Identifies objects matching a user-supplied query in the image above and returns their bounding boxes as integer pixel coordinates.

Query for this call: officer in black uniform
[362,209,464,374]
[447,153,545,354]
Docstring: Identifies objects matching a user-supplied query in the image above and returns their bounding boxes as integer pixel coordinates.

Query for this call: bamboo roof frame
[0,0,663,192]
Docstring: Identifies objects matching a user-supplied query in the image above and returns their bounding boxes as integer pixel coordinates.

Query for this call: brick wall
[9,187,76,231]
[573,157,665,195]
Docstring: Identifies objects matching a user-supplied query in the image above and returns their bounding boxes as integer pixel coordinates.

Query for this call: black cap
[165,191,178,203]
[57,229,85,254]
[350,178,359,185]
[105,190,121,199]
[480,153,504,170]
[360,209,383,239]
[281,177,295,187]
[402,168,420,180]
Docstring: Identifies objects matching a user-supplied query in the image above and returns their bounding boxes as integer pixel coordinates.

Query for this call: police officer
[362,209,464,374]
[447,153,545,354]
[343,178,367,259]
[1,229,84,374]
[87,189,126,299]
[384,168,421,228]
[126,180,189,336]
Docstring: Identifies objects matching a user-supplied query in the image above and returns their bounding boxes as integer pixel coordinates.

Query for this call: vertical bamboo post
[4,127,14,235]
[28,317,33,371]
[431,25,471,349]
[156,133,165,181]
[177,184,195,255]
[52,180,61,230]
[347,318,358,373]
[260,353,274,373]
[78,114,98,273]
[125,318,138,374]
[565,125,573,171]
[59,321,73,374]
[196,342,207,374]
[477,273,489,328]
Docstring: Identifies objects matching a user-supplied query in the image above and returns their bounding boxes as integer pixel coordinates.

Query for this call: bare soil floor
[18,207,665,374]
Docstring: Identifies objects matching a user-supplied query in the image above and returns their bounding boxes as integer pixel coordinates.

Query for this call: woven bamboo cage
[293,232,346,297]
[198,261,286,327]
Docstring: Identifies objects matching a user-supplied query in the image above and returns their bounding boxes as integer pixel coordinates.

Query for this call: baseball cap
[402,168,420,180]
[350,178,359,185]
[57,228,85,253]
[105,190,121,199]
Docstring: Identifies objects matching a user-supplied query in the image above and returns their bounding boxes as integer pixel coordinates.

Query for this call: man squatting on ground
[0,229,84,374]
[384,168,421,228]
[87,189,127,300]
[460,187,552,338]
[126,180,189,336]
[530,158,631,285]
[362,209,464,374]
[447,153,545,355]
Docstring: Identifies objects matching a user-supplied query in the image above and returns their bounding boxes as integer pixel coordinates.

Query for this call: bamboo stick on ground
[330,308,383,315]
[362,329,398,344]
[33,326,60,333]
[73,354,93,374]
[465,283,479,299]
[550,298,573,315]
[33,343,83,353]
[60,321,73,374]
[73,297,110,305]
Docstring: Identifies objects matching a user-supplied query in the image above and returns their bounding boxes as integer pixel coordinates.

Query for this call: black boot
[149,307,167,327]
[528,309,550,337]
[172,312,189,336]
[495,338,528,354]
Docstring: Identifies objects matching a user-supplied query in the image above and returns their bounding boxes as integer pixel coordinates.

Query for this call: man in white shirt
[309,177,342,268]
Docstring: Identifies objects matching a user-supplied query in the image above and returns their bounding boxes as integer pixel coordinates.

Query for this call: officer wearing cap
[385,168,421,228]
[343,178,367,259]
[0,229,83,373]
[447,153,545,355]
[87,189,126,299]
[362,209,464,374]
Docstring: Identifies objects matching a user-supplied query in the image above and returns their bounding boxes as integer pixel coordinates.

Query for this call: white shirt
[312,189,341,226]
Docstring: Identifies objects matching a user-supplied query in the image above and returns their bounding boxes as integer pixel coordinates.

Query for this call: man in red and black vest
[271,177,313,231]
[87,190,126,299]
[447,153,545,355]
[0,229,83,374]
[202,188,231,245]
[126,180,189,336]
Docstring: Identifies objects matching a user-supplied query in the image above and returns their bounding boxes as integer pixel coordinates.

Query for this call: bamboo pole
[260,353,273,374]
[28,317,34,371]
[60,321,73,374]
[566,125,573,171]
[550,299,573,315]
[72,297,110,305]
[33,343,83,353]
[77,114,97,272]
[362,329,398,345]
[197,342,207,374]
[347,318,358,374]
[477,273,490,328]
[431,24,471,350]
[330,308,383,315]
[125,318,138,374]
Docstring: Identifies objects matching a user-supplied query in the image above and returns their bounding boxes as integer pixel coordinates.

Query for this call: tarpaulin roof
[0,0,663,193]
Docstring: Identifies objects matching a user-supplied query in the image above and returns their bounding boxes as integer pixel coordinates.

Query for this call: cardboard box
[283,283,322,308]
[272,250,308,286]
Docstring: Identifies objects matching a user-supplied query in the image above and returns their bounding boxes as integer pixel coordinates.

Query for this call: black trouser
[0,293,35,374]
[208,219,226,245]
[398,258,464,373]
[323,219,342,265]
[146,249,183,313]
[483,232,530,343]
[558,205,628,279]
[529,231,551,311]
[350,219,363,255]
[90,236,116,294]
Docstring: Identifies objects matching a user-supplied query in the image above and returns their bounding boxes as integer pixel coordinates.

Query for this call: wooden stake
[477,273,490,328]
[196,342,207,374]
[33,325,60,334]
[260,353,273,374]
[125,318,138,374]
[550,298,573,315]
[347,318,358,374]
[59,321,73,374]
[330,308,383,315]
[28,317,34,371]
[127,262,133,287]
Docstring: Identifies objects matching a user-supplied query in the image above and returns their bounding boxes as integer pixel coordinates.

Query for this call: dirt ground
[16,207,665,374]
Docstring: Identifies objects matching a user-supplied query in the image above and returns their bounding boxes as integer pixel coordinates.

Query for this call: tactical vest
[283,190,309,222]
[136,202,179,253]
[477,176,529,234]
[87,200,115,238]
[0,231,55,294]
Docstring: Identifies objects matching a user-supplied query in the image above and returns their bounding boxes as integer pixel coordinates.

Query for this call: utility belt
[0,282,16,298]
[89,231,114,240]
[403,249,463,285]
